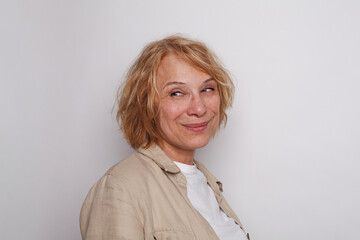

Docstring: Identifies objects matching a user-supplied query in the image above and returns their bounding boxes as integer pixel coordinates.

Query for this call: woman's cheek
[164,100,188,116]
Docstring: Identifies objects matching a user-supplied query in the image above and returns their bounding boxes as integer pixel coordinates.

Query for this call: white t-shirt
[173,161,247,240]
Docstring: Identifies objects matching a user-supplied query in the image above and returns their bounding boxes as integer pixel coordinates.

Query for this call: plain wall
[1,0,359,239]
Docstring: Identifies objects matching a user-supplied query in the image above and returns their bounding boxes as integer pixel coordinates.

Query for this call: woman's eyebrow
[163,77,215,89]
[163,81,185,89]
[203,77,215,83]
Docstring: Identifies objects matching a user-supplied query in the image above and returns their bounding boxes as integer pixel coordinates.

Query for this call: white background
[1,0,359,239]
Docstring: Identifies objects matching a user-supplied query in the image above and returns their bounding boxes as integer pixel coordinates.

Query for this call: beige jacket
[80,144,250,240]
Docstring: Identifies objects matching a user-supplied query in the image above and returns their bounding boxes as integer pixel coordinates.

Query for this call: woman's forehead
[156,54,211,87]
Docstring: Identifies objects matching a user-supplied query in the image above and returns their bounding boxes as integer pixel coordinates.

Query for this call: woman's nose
[187,94,207,117]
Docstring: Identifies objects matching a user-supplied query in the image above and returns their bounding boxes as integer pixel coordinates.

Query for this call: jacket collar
[137,144,180,173]
[137,144,223,193]
[195,160,223,193]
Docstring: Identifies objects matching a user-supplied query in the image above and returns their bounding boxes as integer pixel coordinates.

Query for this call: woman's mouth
[182,121,209,132]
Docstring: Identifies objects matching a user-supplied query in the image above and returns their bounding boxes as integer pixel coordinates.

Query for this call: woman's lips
[182,121,209,132]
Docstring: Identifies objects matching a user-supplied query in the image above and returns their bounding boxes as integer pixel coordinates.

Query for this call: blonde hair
[116,35,234,149]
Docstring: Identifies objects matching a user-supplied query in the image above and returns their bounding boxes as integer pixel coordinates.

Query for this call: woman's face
[156,54,220,153]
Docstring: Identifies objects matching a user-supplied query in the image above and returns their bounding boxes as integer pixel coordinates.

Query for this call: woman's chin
[181,138,211,150]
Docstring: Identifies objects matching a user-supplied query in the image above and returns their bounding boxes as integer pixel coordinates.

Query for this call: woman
[80,36,250,240]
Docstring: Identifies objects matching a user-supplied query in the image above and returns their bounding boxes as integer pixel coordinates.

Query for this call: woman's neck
[157,140,195,165]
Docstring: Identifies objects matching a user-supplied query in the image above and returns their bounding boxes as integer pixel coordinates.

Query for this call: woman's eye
[202,87,215,93]
[170,91,183,96]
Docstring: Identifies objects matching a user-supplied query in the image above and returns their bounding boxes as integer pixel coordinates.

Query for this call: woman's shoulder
[102,151,160,184]
[83,145,175,202]
[82,152,161,205]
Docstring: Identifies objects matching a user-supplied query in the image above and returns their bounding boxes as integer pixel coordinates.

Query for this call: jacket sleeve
[80,174,144,240]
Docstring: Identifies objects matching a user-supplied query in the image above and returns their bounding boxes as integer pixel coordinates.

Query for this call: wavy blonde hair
[116,35,234,149]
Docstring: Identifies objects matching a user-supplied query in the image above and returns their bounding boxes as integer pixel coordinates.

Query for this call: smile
[182,121,209,133]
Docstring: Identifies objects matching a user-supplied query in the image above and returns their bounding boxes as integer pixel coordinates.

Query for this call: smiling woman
[156,54,220,164]
[80,35,250,240]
